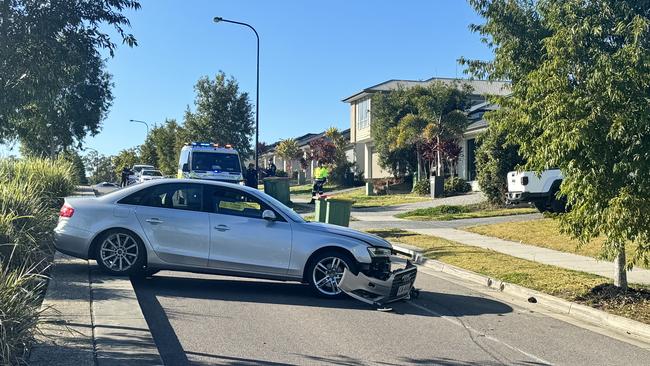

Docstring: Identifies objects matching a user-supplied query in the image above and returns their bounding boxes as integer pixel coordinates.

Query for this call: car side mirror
[182,163,189,172]
[262,210,276,221]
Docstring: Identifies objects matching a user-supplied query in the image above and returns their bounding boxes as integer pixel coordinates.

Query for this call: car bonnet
[302,222,392,249]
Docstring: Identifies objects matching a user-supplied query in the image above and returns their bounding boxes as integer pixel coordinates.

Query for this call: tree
[308,138,337,165]
[112,148,139,179]
[275,139,301,174]
[465,0,650,289]
[60,149,88,185]
[83,151,115,184]
[184,72,254,158]
[475,124,524,205]
[0,0,141,155]
[140,119,184,176]
[257,142,269,158]
[373,82,471,180]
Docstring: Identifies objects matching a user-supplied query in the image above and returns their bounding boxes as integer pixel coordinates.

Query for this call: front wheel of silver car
[95,230,145,276]
[308,251,358,298]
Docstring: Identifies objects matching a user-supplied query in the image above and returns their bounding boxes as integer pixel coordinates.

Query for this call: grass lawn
[369,228,650,324]
[331,188,430,208]
[465,218,647,269]
[395,202,537,221]
[289,183,344,196]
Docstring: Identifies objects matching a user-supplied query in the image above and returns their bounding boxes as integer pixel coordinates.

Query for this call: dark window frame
[118,183,205,212]
[203,185,285,222]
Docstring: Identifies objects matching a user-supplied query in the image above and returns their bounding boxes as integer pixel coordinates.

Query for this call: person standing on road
[267,159,277,177]
[120,166,130,187]
[309,161,329,204]
[245,163,258,188]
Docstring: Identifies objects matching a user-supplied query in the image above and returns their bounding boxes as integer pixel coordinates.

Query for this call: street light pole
[129,119,149,135]
[213,16,260,175]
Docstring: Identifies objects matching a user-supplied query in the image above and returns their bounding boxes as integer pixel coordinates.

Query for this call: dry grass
[395,202,537,221]
[368,229,650,324]
[332,188,429,208]
[465,218,646,268]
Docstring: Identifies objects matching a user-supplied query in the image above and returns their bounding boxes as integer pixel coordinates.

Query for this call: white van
[177,142,243,184]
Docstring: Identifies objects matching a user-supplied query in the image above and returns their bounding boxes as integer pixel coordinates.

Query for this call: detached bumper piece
[339,260,417,306]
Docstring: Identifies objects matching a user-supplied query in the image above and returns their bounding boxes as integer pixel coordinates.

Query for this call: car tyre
[549,195,567,213]
[307,250,358,299]
[533,201,549,213]
[95,229,146,276]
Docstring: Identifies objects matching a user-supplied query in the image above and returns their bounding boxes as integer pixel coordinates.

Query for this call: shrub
[444,177,471,194]
[0,157,77,362]
[0,181,54,266]
[0,262,47,365]
[475,126,524,205]
[0,157,76,207]
[412,180,430,195]
[275,170,288,177]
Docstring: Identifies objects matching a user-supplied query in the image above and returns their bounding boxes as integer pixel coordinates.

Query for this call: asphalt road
[132,266,650,366]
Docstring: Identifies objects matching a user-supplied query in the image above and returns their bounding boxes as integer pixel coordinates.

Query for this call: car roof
[102,179,258,200]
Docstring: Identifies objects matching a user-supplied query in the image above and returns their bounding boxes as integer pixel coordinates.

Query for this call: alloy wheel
[99,233,139,272]
[312,256,349,296]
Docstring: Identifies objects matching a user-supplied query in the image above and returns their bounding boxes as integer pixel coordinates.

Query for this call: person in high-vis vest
[310,161,329,204]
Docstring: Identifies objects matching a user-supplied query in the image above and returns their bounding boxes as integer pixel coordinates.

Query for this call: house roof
[342,77,511,103]
[263,128,351,154]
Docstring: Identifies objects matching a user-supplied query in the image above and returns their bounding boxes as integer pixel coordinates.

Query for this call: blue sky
[4,0,493,156]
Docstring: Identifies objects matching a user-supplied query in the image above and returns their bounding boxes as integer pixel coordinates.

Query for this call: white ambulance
[177,142,244,184]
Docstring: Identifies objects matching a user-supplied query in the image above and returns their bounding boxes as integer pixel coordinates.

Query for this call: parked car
[54,179,411,299]
[93,182,120,196]
[138,169,164,183]
[129,164,155,184]
[506,169,566,213]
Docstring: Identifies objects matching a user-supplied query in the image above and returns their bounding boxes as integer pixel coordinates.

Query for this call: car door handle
[145,218,164,224]
[214,225,230,232]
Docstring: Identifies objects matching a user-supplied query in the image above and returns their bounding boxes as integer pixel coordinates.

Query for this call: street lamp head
[213,16,223,23]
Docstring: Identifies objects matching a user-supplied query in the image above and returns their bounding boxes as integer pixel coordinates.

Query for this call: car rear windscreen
[191,152,241,173]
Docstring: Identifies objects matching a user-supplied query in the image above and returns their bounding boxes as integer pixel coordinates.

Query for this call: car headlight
[367,247,392,257]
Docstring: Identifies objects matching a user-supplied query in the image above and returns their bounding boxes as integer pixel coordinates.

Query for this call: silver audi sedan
[55,179,395,298]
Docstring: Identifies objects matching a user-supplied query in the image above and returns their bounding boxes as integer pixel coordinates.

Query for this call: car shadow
[133,273,512,316]
[132,273,514,365]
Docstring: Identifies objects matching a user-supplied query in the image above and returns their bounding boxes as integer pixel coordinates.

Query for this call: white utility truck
[506,169,566,213]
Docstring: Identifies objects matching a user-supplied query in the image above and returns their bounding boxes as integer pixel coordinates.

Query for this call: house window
[356,99,370,130]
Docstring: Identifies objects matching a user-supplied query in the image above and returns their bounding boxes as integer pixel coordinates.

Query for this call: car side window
[121,184,203,212]
[208,186,280,220]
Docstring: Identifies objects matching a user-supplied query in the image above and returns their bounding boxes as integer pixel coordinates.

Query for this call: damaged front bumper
[339,260,417,306]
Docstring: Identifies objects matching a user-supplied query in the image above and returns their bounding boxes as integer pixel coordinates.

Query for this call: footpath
[349,195,650,285]
[29,187,161,365]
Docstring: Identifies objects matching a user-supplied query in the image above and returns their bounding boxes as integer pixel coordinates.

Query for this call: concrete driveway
[132,266,650,365]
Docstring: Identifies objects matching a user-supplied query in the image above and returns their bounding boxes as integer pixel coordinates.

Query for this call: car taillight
[521,177,529,186]
[59,203,74,218]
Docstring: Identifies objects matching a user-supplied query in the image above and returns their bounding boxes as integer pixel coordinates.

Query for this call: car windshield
[191,152,241,172]
[142,170,162,176]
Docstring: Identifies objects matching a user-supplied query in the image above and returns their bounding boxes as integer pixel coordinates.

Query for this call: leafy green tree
[465,0,650,289]
[112,148,139,179]
[83,151,115,184]
[475,125,523,205]
[275,139,301,174]
[327,127,359,185]
[373,82,471,180]
[184,72,254,158]
[60,150,88,185]
[140,119,184,176]
[0,0,141,155]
